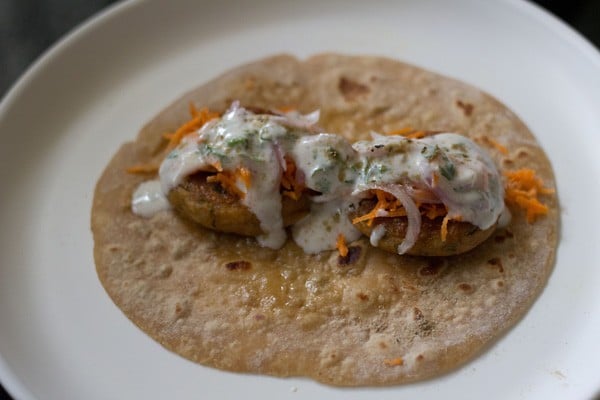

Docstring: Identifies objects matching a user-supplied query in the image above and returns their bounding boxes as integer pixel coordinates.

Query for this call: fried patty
[350,199,497,256]
[167,172,311,236]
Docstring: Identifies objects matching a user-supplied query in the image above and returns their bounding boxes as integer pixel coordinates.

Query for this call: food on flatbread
[135,103,508,256]
[92,54,558,386]
[350,199,498,256]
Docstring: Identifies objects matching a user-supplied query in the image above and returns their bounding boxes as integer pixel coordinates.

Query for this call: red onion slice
[355,183,421,255]
[404,186,441,204]
[273,143,287,172]
[271,110,321,132]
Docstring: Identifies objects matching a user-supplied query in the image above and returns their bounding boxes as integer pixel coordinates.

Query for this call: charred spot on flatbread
[338,76,370,101]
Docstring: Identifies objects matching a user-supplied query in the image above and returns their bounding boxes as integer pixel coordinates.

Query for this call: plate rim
[1,0,600,399]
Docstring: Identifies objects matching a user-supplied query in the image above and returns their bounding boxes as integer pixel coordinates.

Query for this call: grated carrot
[164,104,219,153]
[383,357,404,366]
[336,233,349,257]
[127,103,219,175]
[126,163,160,174]
[352,190,448,226]
[277,105,296,113]
[405,130,426,139]
[421,203,447,220]
[352,190,399,226]
[479,135,509,155]
[440,214,450,242]
[504,169,554,222]
[281,157,304,200]
[385,126,426,139]
[352,190,453,241]
[206,167,252,199]
[386,126,414,136]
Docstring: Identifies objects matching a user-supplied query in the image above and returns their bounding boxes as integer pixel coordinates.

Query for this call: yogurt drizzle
[132,103,506,254]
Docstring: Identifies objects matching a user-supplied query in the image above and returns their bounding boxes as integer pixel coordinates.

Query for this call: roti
[91,54,558,385]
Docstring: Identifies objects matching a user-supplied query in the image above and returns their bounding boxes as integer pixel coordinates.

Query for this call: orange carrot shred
[126,163,160,174]
[207,167,252,199]
[352,190,455,243]
[405,130,426,139]
[277,105,296,113]
[281,157,304,200]
[127,103,219,175]
[385,127,427,139]
[504,169,553,222]
[421,203,447,220]
[441,214,450,242]
[351,190,394,226]
[384,358,404,366]
[478,135,509,155]
[164,106,219,153]
[336,233,349,257]
[386,126,414,136]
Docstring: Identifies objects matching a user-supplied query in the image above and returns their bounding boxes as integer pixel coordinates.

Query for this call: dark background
[0,0,599,398]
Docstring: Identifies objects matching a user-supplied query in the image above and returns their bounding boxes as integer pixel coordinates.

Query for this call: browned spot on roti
[456,99,474,116]
[338,246,362,266]
[503,158,515,167]
[174,301,191,319]
[418,258,446,277]
[494,230,513,243]
[357,292,369,301]
[413,307,434,337]
[517,149,530,159]
[157,264,173,278]
[488,257,504,273]
[379,341,388,349]
[339,77,370,101]
[457,283,474,294]
[416,354,425,362]
[225,260,252,271]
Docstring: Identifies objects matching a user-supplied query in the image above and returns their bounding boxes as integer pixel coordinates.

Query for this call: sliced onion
[227,100,241,113]
[354,183,421,255]
[272,110,321,132]
[405,185,441,204]
[273,143,287,171]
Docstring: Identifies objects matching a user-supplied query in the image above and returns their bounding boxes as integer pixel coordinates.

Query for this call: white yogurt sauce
[157,104,303,248]
[369,224,386,247]
[132,104,507,255]
[353,133,505,230]
[292,133,357,202]
[131,180,171,218]
[292,198,362,254]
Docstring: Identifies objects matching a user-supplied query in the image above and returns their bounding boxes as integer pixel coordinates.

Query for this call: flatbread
[91,54,558,385]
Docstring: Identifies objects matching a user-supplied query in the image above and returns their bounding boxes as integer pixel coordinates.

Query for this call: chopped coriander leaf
[439,162,456,180]
[226,136,250,149]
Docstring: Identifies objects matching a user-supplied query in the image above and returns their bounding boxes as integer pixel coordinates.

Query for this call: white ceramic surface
[1,0,599,399]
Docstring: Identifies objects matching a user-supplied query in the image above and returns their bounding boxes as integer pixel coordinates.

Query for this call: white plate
[1,0,599,399]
